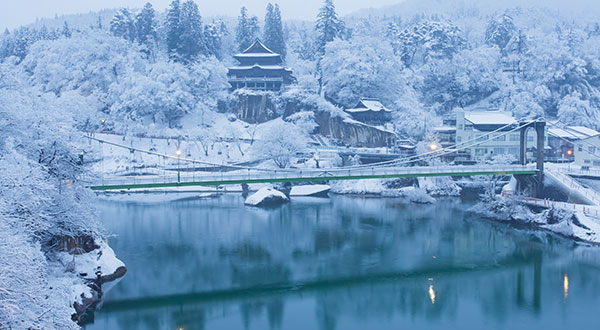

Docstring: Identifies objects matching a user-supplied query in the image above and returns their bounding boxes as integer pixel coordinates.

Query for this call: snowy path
[545,164,600,206]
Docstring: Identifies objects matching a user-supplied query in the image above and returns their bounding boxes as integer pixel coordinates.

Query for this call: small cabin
[344,98,392,125]
[227,39,294,92]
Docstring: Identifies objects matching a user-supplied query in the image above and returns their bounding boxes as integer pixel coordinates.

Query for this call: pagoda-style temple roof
[234,39,281,59]
[345,98,392,114]
[228,39,294,91]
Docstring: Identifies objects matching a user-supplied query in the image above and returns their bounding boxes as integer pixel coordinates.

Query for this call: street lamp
[176,149,182,183]
[429,143,439,151]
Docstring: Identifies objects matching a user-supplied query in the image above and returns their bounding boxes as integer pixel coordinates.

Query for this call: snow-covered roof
[549,126,600,140]
[464,111,516,125]
[434,126,456,132]
[229,64,289,70]
[569,126,600,138]
[234,39,280,57]
[346,98,392,113]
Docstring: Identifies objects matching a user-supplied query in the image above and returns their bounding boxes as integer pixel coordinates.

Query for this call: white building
[455,110,547,163]
[569,126,600,168]
[547,125,598,163]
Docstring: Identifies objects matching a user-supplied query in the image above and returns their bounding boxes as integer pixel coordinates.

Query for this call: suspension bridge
[87,119,548,192]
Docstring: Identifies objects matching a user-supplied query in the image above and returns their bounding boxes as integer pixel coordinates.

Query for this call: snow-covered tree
[166,0,181,56]
[177,0,206,61]
[558,92,600,129]
[321,36,406,108]
[389,20,465,68]
[110,8,136,42]
[253,121,308,168]
[235,6,260,52]
[314,0,345,56]
[485,14,517,51]
[0,64,102,328]
[135,2,157,49]
[204,20,227,59]
[264,3,286,59]
[61,21,72,38]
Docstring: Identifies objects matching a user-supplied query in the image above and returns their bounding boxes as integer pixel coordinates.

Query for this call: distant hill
[26,9,118,31]
[347,0,600,21]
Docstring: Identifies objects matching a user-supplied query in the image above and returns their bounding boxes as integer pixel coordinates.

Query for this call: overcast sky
[0,0,404,31]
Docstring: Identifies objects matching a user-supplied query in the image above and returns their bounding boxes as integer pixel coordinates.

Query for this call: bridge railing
[94,164,535,188]
[546,167,600,206]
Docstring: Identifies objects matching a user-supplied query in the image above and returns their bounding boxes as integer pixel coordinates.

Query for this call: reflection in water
[85,194,600,330]
[429,284,436,304]
[564,274,569,299]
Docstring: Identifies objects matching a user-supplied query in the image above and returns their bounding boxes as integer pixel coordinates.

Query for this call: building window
[589,146,596,153]
[475,148,487,156]
[457,136,462,142]
[509,147,519,155]
[579,147,583,152]
[465,124,473,131]
[493,147,505,155]
[458,124,463,130]
[527,136,534,142]
[510,134,519,142]
[594,161,600,167]
[494,135,506,142]
[585,160,591,164]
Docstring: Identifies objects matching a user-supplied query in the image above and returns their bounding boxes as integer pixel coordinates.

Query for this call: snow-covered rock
[398,187,436,204]
[418,176,461,196]
[290,184,331,197]
[330,179,386,195]
[245,187,290,207]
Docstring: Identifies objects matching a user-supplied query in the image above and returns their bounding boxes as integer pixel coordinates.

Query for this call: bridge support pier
[519,121,546,197]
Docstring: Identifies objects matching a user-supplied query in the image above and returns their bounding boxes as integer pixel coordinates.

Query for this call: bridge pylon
[519,120,546,197]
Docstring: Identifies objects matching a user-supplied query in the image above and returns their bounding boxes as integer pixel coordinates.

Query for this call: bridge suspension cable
[87,119,538,176]
[335,119,538,171]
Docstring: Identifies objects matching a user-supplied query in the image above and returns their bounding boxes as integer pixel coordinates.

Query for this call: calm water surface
[86,194,600,330]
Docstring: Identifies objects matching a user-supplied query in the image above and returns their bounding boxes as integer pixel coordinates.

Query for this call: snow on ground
[54,240,125,290]
[245,187,290,206]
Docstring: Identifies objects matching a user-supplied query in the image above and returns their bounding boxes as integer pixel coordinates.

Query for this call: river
[85,193,600,330]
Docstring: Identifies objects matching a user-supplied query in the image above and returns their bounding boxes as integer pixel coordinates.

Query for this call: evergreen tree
[136,2,157,48]
[178,0,206,61]
[204,20,227,58]
[263,3,286,59]
[166,0,181,56]
[485,14,516,51]
[235,6,260,52]
[61,21,72,38]
[314,0,345,56]
[110,8,136,41]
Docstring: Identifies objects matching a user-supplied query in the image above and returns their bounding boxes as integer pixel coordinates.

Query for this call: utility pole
[176,149,181,183]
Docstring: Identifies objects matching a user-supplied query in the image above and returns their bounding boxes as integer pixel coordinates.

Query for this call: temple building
[228,39,294,91]
[344,98,393,125]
